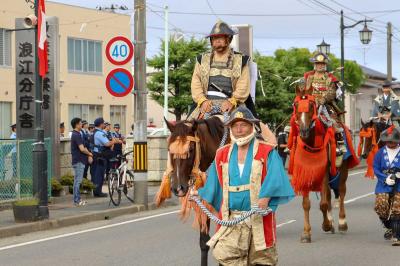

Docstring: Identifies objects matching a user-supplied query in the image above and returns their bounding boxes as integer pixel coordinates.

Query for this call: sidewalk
[0,185,179,239]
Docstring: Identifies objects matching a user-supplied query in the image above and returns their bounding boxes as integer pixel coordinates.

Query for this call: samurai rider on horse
[372,80,400,126]
[288,52,359,243]
[188,20,276,144]
[302,52,348,168]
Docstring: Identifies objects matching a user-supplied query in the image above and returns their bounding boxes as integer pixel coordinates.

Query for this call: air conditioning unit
[231,24,253,58]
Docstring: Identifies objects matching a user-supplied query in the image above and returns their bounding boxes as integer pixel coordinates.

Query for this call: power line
[204,0,219,20]
[148,9,400,17]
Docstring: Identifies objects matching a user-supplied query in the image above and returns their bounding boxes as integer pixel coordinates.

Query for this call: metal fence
[0,138,52,203]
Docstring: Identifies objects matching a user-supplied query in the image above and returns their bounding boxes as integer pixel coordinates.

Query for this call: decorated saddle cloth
[288,114,359,195]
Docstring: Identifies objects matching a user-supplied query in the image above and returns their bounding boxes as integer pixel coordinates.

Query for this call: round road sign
[105,68,134,97]
[105,36,134,65]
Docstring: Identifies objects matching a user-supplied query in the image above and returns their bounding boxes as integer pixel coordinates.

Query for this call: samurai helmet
[206,20,237,41]
[310,52,330,64]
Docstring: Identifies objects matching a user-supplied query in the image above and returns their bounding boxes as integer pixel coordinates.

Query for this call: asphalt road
[0,169,397,266]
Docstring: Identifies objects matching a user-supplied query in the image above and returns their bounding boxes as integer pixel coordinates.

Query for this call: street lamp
[359,22,372,45]
[317,39,330,55]
[340,10,372,121]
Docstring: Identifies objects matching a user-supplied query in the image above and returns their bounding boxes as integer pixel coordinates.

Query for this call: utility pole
[133,0,148,206]
[163,5,169,135]
[33,0,48,219]
[387,22,392,81]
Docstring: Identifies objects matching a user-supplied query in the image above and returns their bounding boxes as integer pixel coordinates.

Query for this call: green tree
[254,48,365,129]
[147,37,209,121]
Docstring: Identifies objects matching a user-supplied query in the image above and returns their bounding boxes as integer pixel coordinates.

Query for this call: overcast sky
[52,0,400,78]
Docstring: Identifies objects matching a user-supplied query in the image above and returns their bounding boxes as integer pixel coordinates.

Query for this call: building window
[67,37,102,74]
[0,29,11,67]
[110,105,126,133]
[68,104,103,130]
[0,102,12,138]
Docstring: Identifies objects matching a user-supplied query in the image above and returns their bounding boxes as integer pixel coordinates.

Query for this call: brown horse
[163,117,225,266]
[289,87,358,243]
[358,118,388,178]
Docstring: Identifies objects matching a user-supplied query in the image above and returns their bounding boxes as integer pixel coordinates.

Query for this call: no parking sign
[106,68,134,97]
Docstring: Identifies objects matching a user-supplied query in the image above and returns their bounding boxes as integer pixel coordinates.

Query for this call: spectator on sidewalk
[10,124,17,177]
[92,118,116,197]
[70,118,93,206]
[60,122,65,138]
[81,120,91,179]
[112,123,125,160]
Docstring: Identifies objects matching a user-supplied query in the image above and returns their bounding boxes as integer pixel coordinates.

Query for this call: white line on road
[344,192,374,204]
[0,210,180,252]
[348,171,367,177]
[277,220,296,228]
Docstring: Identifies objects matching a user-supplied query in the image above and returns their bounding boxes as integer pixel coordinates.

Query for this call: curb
[0,201,178,239]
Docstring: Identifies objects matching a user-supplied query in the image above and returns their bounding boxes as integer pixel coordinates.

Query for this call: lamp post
[317,39,330,55]
[340,10,372,110]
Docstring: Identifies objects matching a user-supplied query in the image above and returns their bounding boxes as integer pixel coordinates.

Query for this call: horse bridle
[359,126,377,156]
[169,134,201,194]
[293,95,318,131]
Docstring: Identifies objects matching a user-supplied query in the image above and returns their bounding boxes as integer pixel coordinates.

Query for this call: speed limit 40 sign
[105,36,134,65]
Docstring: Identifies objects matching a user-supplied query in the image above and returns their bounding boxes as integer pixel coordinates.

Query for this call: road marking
[344,192,374,204]
[277,220,296,228]
[348,171,366,177]
[0,210,180,252]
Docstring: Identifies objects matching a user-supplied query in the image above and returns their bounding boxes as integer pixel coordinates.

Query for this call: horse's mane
[169,117,224,144]
[196,116,224,139]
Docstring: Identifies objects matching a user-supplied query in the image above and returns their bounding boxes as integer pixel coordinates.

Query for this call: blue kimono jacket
[373,146,400,194]
[199,139,294,212]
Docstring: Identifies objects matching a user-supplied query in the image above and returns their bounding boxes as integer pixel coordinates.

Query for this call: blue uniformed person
[372,80,400,123]
[92,117,116,197]
[88,123,96,179]
[112,123,125,159]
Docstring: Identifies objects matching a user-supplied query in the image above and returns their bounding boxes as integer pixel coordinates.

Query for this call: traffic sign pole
[133,0,148,207]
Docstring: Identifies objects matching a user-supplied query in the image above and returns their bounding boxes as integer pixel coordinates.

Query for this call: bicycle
[107,150,135,206]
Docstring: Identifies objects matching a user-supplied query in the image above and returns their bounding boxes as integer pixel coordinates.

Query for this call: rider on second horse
[303,52,347,167]
[189,20,257,119]
[372,80,400,125]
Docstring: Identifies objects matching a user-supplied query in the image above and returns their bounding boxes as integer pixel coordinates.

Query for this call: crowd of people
[69,118,125,206]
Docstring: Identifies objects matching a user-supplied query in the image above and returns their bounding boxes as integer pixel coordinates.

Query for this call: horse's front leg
[301,194,312,243]
[199,219,210,266]
[338,162,349,232]
[321,172,335,233]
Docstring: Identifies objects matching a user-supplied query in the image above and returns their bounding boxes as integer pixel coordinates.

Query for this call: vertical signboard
[15,18,36,139]
[43,16,59,138]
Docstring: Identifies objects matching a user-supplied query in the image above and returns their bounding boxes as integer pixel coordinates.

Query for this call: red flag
[38,0,48,77]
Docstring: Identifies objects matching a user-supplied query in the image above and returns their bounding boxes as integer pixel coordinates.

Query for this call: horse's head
[293,88,317,139]
[165,119,199,197]
[358,119,376,159]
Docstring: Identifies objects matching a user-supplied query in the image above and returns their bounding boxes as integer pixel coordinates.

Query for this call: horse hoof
[300,234,311,243]
[338,223,348,232]
[322,223,333,233]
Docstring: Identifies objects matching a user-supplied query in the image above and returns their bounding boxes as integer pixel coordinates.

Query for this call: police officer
[88,123,95,179]
[92,118,116,197]
[112,124,125,159]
